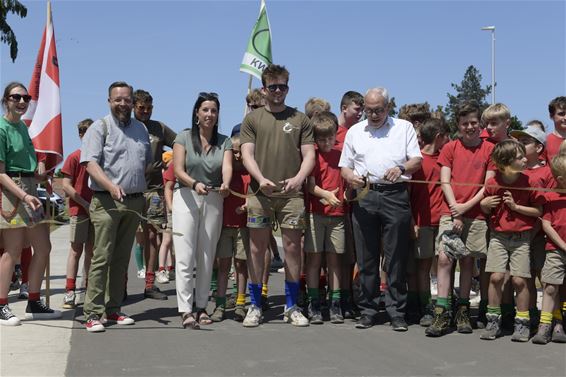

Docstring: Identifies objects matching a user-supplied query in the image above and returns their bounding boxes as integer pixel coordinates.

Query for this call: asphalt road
[65,262,566,377]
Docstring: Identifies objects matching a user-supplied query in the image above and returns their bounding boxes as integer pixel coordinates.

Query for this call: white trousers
[173,187,223,313]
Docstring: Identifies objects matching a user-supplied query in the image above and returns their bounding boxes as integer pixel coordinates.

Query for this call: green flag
[240,0,272,80]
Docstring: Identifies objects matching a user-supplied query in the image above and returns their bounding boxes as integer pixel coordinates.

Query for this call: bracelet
[22,194,28,201]
[192,180,200,190]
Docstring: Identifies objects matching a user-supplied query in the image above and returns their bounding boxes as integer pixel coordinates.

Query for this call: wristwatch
[397,165,406,174]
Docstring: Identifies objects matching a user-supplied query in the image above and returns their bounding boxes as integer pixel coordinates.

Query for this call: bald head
[365,87,389,105]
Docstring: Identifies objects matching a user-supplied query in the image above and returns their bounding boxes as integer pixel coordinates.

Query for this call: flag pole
[244,74,253,117]
[44,0,52,307]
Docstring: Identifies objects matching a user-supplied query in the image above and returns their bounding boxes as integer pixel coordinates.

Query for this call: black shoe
[144,286,168,300]
[308,301,323,324]
[25,300,62,320]
[355,315,374,329]
[261,295,270,311]
[391,317,408,332]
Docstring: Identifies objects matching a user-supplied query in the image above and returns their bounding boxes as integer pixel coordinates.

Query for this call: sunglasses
[198,92,219,99]
[266,84,288,93]
[8,94,32,103]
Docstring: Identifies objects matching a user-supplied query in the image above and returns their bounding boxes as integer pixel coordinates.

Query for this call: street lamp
[481,26,496,104]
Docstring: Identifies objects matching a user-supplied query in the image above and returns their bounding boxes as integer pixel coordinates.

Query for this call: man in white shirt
[339,87,422,331]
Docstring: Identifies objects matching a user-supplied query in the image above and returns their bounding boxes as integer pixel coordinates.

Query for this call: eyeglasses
[248,104,261,110]
[8,94,32,103]
[78,127,89,134]
[364,107,387,116]
[266,84,288,93]
[199,92,219,99]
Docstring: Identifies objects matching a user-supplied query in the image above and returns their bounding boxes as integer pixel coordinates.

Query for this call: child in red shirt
[533,153,566,344]
[304,112,347,324]
[545,96,566,160]
[211,135,250,323]
[510,125,556,324]
[409,119,450,326]
[480,140,544,341]
[426,101,496,337]
[61,119,94,309]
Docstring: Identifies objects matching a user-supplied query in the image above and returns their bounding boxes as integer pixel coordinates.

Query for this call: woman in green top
[172,92,232,329]
[0,82,61,326]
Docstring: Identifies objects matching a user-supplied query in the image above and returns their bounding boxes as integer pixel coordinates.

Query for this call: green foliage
[0,0,28,62]
[388,97,397,117]
[509,115,523,132]
[444,65,492,131]
[54,168,64,178]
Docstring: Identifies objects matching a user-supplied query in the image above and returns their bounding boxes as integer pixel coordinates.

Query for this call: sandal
[181,313,199,330]
[197,310,213,325]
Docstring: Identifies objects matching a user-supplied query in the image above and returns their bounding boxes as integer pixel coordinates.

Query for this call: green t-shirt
[174,129,232,187]
[0,117,38,173]
[240,106,314,198]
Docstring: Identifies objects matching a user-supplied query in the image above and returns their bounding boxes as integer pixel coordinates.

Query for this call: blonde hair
[481,103,511,124]
[551,153,566,179]
[305,97,331,119]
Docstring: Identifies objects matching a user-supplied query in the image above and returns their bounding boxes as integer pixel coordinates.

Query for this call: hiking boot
[419,304,435,327]
[25,300,62,320]
[62,290,76,309]
[106,312,135,325]
[144,286,168,300]
[210,305,225,322]
[425,306,450,337]
[0,304,21,326]
[234,304,246,322]
[225,296,236,309]
[455,304,473,334]
[329,300,344,324]
[18,283,29,300]
[284,305,309,327]
[308,301,323,324]
[155,270,169,284]
[552,321,566,343]
[85,314,105,333]
[243,305,262,327]
[511,317,530,342]
[480,313,502,340]
[532,323,552,345]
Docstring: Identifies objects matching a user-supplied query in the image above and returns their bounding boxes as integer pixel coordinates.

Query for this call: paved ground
[1,224,565,377]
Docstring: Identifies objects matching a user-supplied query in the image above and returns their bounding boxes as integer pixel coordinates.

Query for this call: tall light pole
[481,26,496,104]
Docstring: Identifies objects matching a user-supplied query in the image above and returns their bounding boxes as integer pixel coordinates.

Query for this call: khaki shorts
[414,226,439,260]
[486,230,531,278]
[70,215,94,244]
[144,190,166,228]
[541,249,566,285]
[304,213,345,254]
[216,227,249,260]
[530,231,546,271]
[0,176,45,229]
[247,195,306,230]
[437,216,488,258]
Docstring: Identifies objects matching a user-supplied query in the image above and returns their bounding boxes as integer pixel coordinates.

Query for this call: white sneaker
[469,295,482,307]
[283,305,309,327]
[137,268,146,279]
[155,270,169,284]
[430,277,438,297]
[243,305,262,327]
[0,305,21,326]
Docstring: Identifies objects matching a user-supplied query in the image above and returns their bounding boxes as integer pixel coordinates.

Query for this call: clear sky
[1,0,564,162]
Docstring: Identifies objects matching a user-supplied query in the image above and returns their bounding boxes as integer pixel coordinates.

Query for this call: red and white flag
[22,1,63,173]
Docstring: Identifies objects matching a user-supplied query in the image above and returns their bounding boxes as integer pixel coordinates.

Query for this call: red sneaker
[85,314,105,333]
[106,312,135,325]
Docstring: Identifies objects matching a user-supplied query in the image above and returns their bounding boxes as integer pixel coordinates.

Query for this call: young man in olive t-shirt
[240,64,315,327]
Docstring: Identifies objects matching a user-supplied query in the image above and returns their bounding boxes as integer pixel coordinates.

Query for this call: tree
[0,0,28,62]
[444,65,491,131]
[445,65,523,133]
[388,97,397,117]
